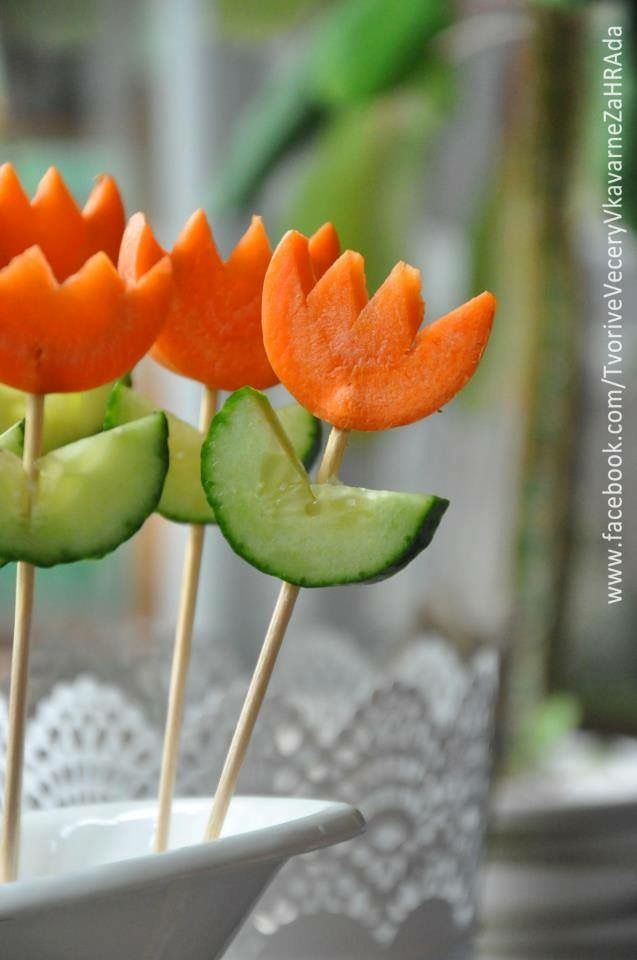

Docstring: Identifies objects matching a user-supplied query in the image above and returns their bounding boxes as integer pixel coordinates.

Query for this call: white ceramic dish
[0,796,364,960]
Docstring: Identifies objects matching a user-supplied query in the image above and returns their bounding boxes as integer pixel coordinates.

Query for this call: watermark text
[601,25,625,604]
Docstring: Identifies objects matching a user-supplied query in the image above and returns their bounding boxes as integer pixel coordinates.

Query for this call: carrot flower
[262,231,497,431]
[118,210,340,391]
[0,165,172,394]
[118,212,337,855]
[0,163,124,282]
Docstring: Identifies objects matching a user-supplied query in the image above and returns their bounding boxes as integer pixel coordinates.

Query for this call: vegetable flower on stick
[200,230,496,841]
[117,209,340,854]
[0,166,171,882]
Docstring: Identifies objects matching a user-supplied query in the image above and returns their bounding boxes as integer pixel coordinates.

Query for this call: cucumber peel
[0,420,25,458]
[0,413,168,567]
[104,383,322,525]
[202,387,449,587]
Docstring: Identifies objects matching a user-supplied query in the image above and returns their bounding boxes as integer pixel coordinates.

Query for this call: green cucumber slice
[0,382,117,454]
[0,421,24,569]
[103,384,322,525]
[104,384,212,524]
[202,387,449,587]
[0,420,25,457]
[278,404,322,472]
[0,413,168,567]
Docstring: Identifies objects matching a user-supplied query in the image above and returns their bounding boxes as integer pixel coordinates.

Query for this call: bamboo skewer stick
[314,426,351,486]
[0,393,45,883]
[204,425,350,842]
[155,385,218,853]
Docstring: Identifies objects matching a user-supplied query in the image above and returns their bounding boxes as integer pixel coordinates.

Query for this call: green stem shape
[504,8,585,759]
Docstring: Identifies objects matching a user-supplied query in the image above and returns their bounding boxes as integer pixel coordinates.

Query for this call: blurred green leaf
[211,0,450,210]
[496,7,585,764]
[211,77,321,215]
[465,139,539,411]
[284,66,451,289]
[214,0,322,39]
[308,0,450,105]
[509,692,582,773]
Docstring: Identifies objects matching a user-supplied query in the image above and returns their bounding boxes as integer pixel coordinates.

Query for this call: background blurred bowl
[479,736,637,959]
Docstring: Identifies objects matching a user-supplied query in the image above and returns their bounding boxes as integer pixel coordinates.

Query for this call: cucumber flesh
[104,384,213,524]
[104,384,322,525]
[202,387,449,587]
[0,421,24,569]
[277,404,322,472]
[0,414,168,567]
[0,420,24,457]
[0,382,117,454]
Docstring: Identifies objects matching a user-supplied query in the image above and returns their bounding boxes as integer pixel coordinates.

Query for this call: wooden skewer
[154,385,218,853]
[203,425,350,842]
[314,427,351,486]
[0,393,45,883]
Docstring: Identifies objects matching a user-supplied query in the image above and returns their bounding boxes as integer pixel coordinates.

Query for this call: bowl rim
[0,795,365,917]
[492,784,637,837]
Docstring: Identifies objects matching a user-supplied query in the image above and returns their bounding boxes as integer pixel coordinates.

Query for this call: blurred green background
[0,0,635,766]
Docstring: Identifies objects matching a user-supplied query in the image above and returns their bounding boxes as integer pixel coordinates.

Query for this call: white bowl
[0,796,364,960]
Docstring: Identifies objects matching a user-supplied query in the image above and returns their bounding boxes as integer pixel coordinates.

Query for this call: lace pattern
[0,636,497,954]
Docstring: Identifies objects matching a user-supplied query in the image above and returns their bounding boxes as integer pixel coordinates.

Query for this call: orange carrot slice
[0,167,166,394]
[262,231,496,431]
[119,212,340,392]
[0,235,172,395]
[0,164,125,281]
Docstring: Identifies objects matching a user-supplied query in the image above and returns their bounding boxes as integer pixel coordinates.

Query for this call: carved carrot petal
[262,230,496,431]
[0,164,125,282]
[0,242,171,395]
[119,212,340,392]
[0,165,166,394]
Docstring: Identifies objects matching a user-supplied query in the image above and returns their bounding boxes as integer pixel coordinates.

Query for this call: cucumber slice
[104,384,322,525]
[0,421,24,569]
[104,384,213,524]
[0,414,168,567]
[0,420,24,457]
[0,382,116,454]
[202,387,449,587]
[278,404,322,473]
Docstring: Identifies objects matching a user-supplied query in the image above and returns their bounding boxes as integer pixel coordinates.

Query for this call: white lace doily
[22,677,161,810]
[0,635,497,957]
[230,642,497,957]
